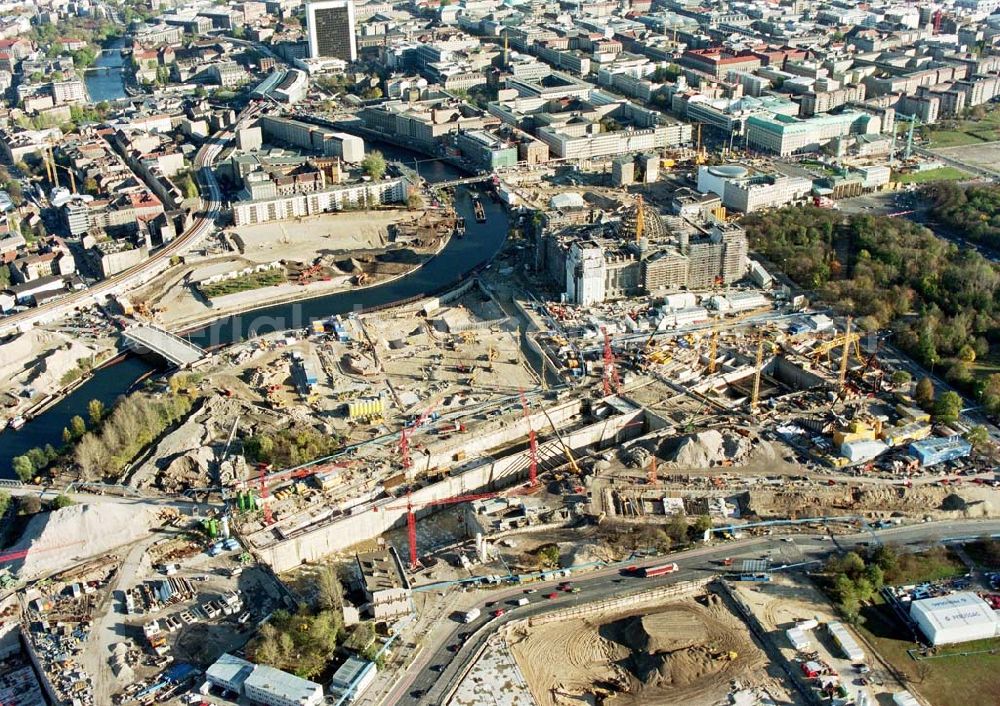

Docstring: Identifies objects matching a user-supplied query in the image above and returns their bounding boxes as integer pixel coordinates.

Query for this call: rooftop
[356,548,410,593]
[244,664,322,703]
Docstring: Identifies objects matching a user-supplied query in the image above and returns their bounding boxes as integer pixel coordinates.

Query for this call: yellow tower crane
[707,322,720,374]
[838,316,853,392]
[634,194,645,242]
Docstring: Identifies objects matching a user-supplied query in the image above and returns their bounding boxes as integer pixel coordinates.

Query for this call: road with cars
[385,519,1000,706]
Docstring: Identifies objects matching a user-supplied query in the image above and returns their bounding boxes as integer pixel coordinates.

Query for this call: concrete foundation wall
[255,404,645,572]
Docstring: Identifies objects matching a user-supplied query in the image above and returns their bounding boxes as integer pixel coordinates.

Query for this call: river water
[0,149,508,475]
[83,43,128,103]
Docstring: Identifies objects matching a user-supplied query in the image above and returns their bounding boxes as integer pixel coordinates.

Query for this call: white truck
[516,597,530,606]
[461,608,481,623]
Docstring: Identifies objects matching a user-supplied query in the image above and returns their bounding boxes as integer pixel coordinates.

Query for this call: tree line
[926,182,1000,250]
[73,392,194,480]
[743,206,1000,410]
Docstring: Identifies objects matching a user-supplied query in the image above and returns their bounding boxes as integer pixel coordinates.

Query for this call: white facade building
[566,242,607,305]
[244,666,323,706]
[232,178,408,226]
[909,592,1000,645]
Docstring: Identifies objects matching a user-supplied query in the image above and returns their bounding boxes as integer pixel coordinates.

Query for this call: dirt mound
[10,503,159,579]
[604,611,707,654]
[511,591,775,706]
[664,430,757,468]
[335,257,366,273]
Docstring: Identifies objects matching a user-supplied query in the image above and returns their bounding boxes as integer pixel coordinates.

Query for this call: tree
[934,390,963,422]
[965,425,991,449]
[83,177,99,194]
[88,399,105,426]
[691,514,713,540]
[958,344,977,362]
[915,377,935,409]
[70,414,87,439]
[6,181,23,206]
[666,512,688,544]
[891,370,912,386]
[181,174,199,199]
[12,455,34,482]
[50,495,74,510]
[406,190,424,210]
[317,565,343,611]
[946,360,973,385]
[361,150,386,181]
[19,495,42,515]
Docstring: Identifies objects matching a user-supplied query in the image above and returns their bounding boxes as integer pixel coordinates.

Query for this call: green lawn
[926,130,994,148]
[926,106,1000,148]
[885,545,967,584]
[859,599,1000,706]
[199,270,287,298]
[894,167,971,184]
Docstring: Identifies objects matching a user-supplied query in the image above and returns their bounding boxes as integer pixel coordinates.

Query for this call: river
[0,148,508,476]
[83,42,128,103]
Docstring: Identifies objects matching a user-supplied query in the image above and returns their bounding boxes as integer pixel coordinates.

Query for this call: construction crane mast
[0,540,84,565]
[519,390,538,488]
[634,195,645,242]
[381,491,498,570]
[647,455,657,485]
[707,322,720,374]
[399,400,440,469]
[838,316,853,392]
[601,326,622,396]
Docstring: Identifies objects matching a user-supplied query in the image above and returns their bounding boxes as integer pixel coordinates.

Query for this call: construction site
[507,583,798,706]
[111,187,1000,588]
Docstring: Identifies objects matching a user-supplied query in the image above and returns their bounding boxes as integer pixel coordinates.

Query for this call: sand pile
[0,330,101,401]
[664,430,759,468]
[29,340,100,391]
[561,541,616,567]
[10,502,159,579]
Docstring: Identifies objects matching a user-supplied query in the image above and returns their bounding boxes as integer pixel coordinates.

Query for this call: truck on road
[638,562,679,578]
[461,608,481,623]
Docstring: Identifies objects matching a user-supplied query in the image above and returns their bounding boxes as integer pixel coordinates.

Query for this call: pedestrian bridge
[122,325,205,367]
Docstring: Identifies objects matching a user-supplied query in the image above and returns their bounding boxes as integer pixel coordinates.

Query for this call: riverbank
[0,156,507,476]
[143,208,454,331]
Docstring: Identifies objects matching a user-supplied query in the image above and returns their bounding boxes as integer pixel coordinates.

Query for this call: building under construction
[536,199,749,305]
[239,396,648,572]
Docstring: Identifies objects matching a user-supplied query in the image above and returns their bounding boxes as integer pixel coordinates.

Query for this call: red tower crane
[0,539,85,565]
[519,390,539,488]
[601,326,622,396]
[932,9,943,34]
[247,460,355,526]
[377,491,498,570]
[399,400,441,469]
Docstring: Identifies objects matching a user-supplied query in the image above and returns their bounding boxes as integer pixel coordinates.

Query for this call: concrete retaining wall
[523,579,708,626]
[255,404,645,572]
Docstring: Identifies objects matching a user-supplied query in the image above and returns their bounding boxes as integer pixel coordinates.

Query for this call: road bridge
[122,324,205,367]
[428,174,496,189]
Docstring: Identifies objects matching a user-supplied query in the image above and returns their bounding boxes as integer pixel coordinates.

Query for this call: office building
[542,201,749,305]
[356,548,412,620]
[307,0,356,62]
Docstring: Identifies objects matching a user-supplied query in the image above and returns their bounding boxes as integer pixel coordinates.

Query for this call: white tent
[909,592,1000,645]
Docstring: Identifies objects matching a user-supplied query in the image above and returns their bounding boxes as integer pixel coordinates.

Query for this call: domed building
[618,197,668,242]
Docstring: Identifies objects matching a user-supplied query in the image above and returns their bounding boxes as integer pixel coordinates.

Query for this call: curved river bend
[0,150,508,475]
